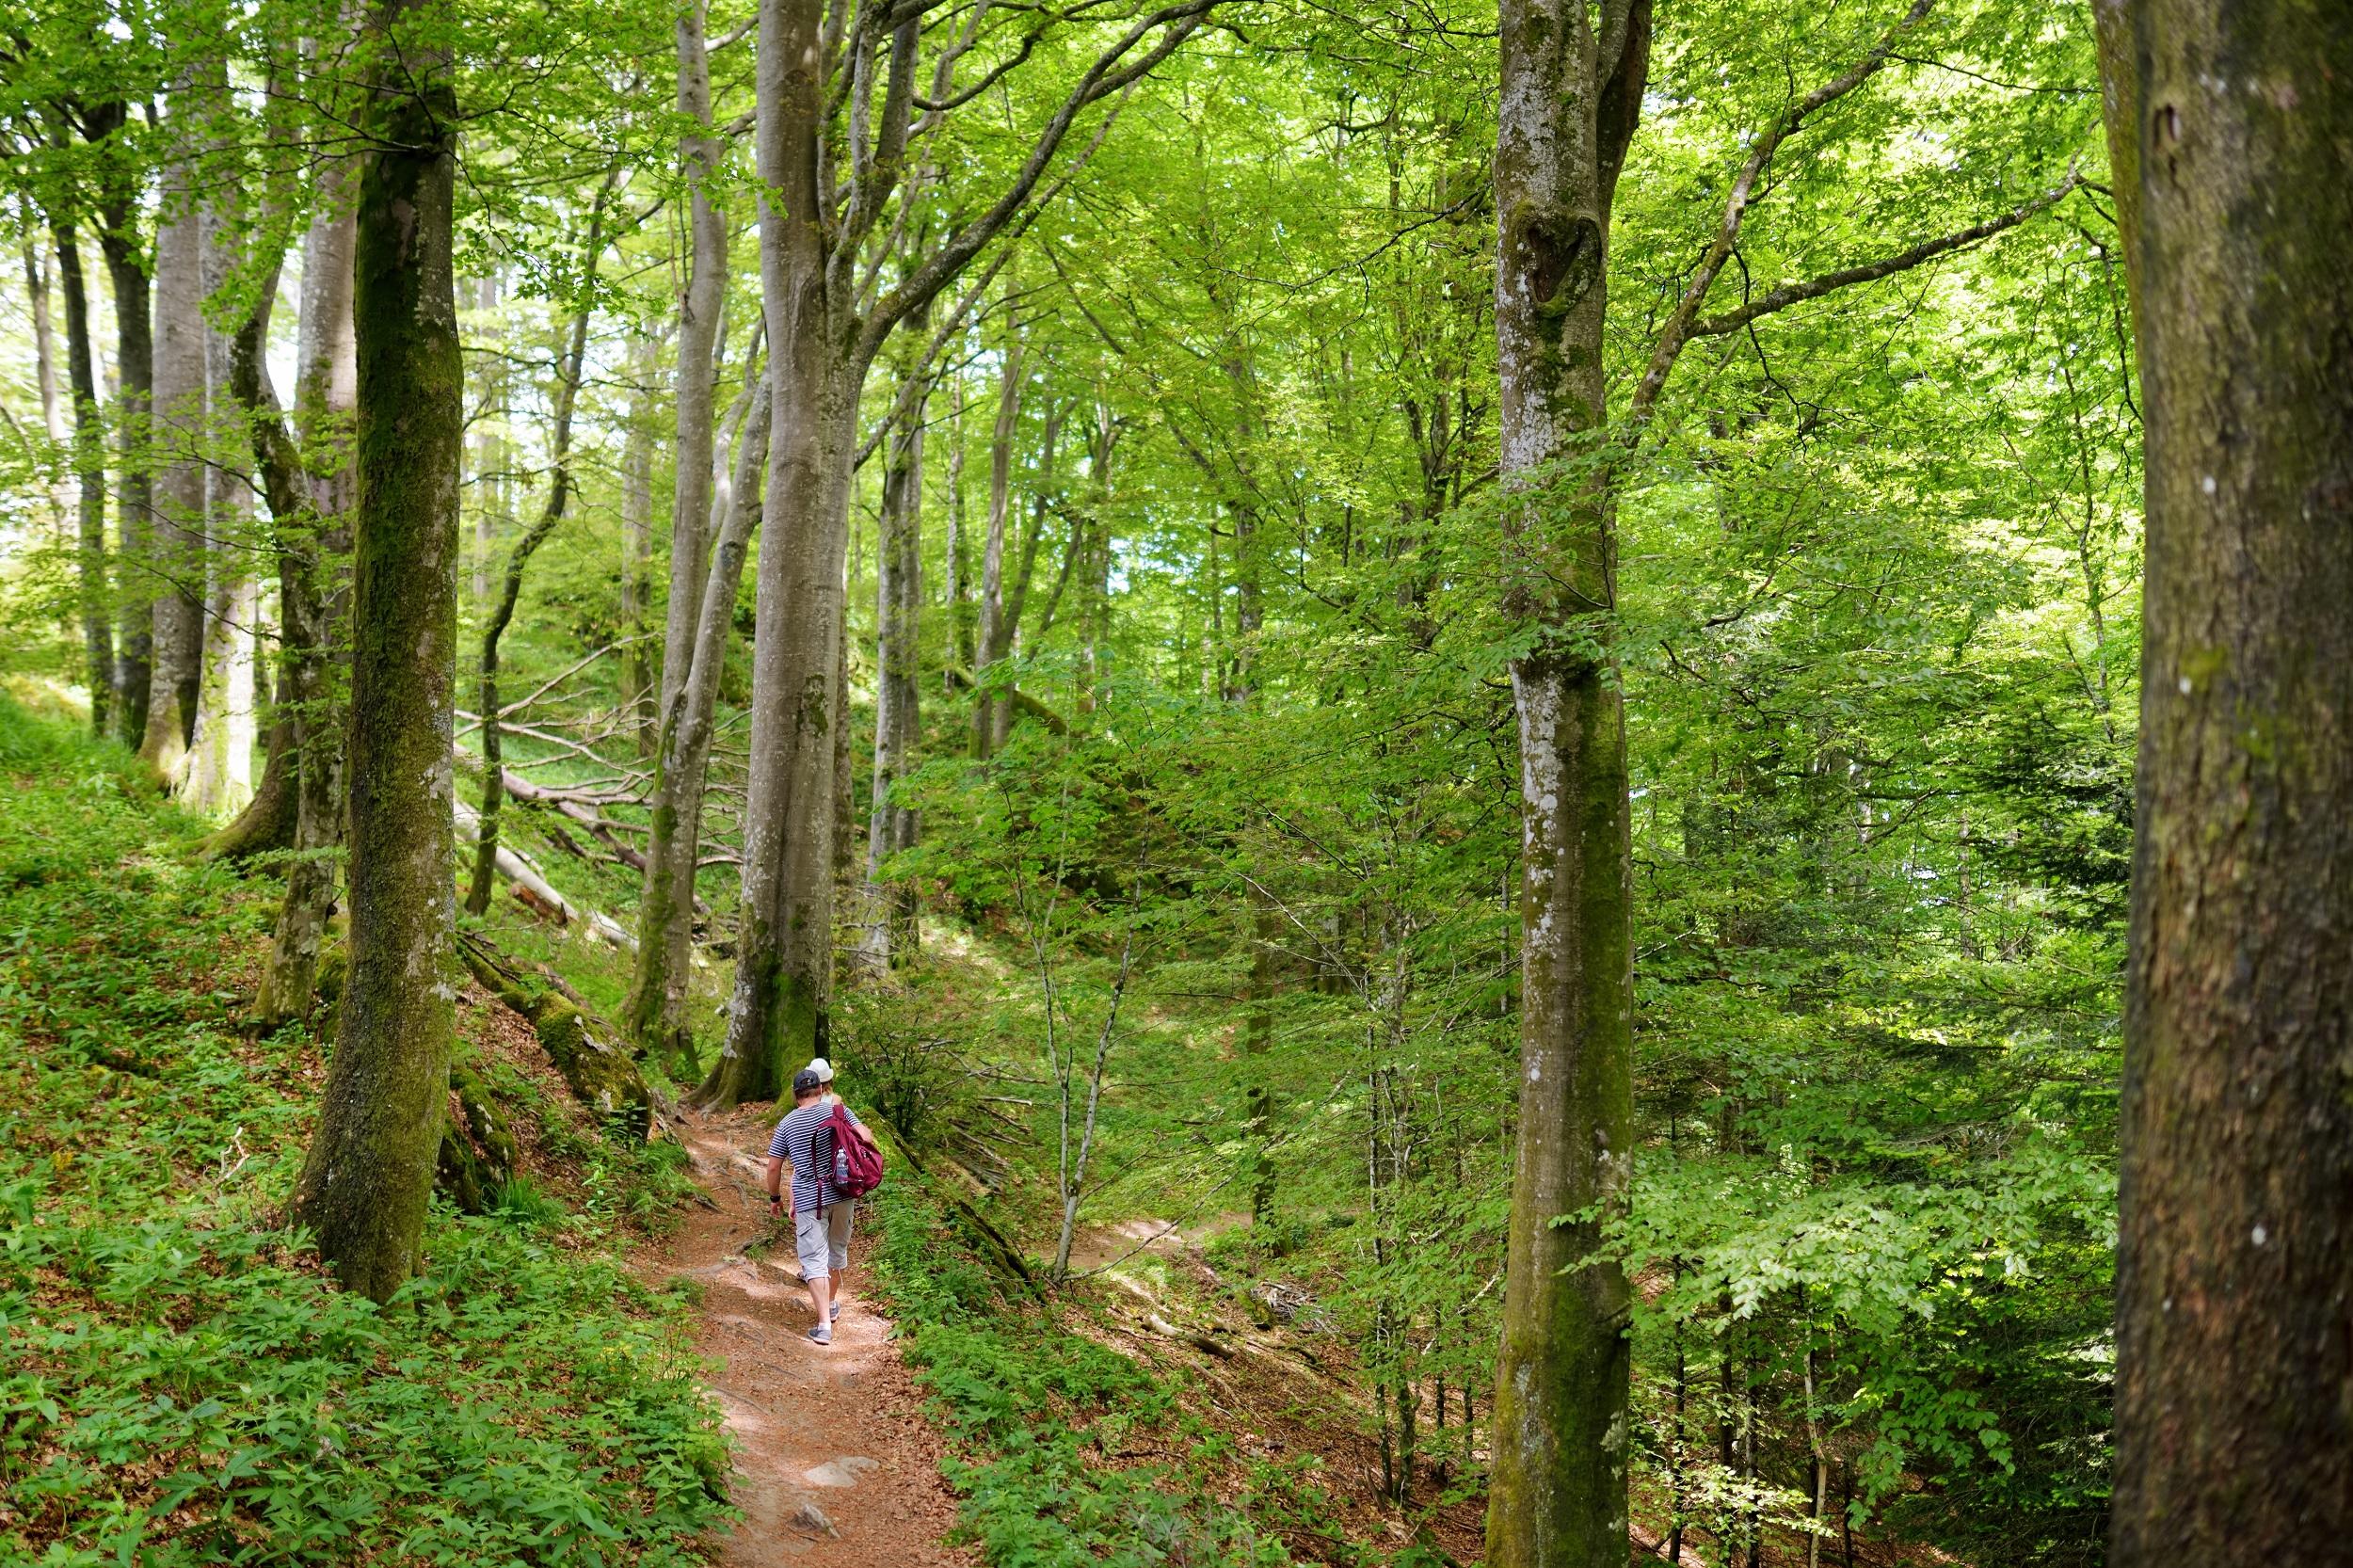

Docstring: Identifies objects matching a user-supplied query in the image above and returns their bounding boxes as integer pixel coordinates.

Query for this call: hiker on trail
[765,1066,869,1346]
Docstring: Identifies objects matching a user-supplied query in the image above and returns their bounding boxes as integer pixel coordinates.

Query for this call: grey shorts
[794,1202,854,1281]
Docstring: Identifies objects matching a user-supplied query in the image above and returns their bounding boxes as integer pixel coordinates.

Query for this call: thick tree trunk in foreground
[140,163,207,779]
[862,396,924,966]
[291,0,462,1302]
[625,10,730,1052]
[1483,3,1648,1565]
[2101,2,2353,1560]
[53,224,113,735]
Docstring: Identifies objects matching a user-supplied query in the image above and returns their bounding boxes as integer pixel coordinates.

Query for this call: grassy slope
[0,691,728,1567]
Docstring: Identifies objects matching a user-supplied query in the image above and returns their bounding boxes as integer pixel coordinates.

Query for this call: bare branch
[1683,171,2085,344]
[859,0,1214,361]
[1630,0,1937,421]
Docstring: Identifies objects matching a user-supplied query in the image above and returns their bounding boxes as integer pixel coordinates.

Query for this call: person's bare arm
[764,1154,789,1217]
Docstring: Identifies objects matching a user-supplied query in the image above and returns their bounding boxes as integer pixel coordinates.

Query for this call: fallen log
[456,930,653,1140]
[451,796,636,950]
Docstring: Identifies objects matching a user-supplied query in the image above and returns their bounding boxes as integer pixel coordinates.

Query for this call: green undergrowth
[0,690,729,1566]
[868,1179,1400,1568]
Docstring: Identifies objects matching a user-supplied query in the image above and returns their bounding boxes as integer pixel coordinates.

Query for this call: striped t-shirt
[769,1098,862,1213]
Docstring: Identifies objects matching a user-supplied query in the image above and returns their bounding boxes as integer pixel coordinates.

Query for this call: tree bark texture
[1483,2,1649,1566]
[139,148,207,778]
[863,395,924,965]
[2102,2,2353,1560]
[53,223,113,736]
[290,0,462,1303]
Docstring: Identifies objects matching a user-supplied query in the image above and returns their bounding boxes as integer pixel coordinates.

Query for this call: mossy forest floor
[0,691,729,1566]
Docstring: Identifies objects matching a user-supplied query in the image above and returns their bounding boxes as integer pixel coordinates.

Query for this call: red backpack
[818,1101,885,1204]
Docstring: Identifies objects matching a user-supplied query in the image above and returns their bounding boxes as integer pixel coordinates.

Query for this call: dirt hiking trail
[643,1104,972,1568]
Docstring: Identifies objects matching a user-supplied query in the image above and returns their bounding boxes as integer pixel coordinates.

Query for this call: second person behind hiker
[764,1067,864,1346]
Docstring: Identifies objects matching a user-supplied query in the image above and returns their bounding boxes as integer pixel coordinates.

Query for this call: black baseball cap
[792,1068,825,1096]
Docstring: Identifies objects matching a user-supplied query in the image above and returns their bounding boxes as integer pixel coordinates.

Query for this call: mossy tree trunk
[2098,1,2353,1559]
[289,0,462,1304]
[1482,3,1648,1565]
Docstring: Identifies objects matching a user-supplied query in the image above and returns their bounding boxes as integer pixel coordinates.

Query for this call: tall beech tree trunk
[290,0,462,1302]
[971,333,1023,759]
[185,143,259,819]
[863,393,925,966]
[660,0,726,737]
[697,0,848,1108]
[620,344,656,755]
[53,224,113,735]
[2100,2,2353,1559]
[140,136,207,779]
[993,403,1064,748]
[700,0,1212,1108]
[24,244,72,546]
[633,375,770,1074]
[92,129,154,746]
[1074,398,1115,717]
[1483,3,1649,1565]
[464,179,611,916]
[471,273,504,612]
[623,4,729,1051]
[943,376,974,684]
[245,160,359,1029]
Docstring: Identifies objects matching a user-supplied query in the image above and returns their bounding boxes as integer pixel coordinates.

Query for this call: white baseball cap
[804,1057,835,1083]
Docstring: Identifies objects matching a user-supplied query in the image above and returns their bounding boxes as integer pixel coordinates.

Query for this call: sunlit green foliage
[0,692,728,1566]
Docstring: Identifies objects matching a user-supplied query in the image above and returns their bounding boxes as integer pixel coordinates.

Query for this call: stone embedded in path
[802,1456,880,1489]
[788,1500,837,1537]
